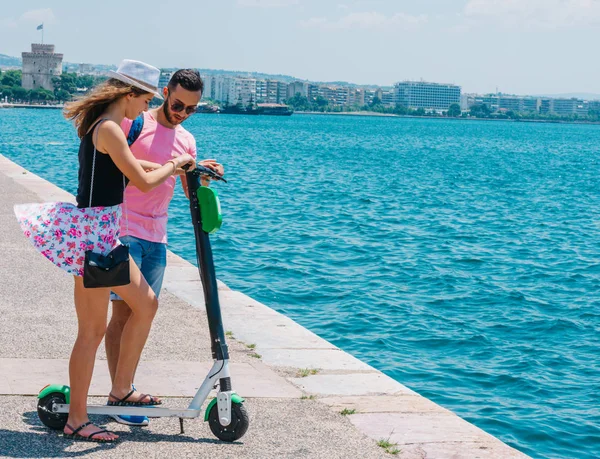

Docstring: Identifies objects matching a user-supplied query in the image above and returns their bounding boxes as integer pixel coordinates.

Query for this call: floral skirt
[14,202,122,277]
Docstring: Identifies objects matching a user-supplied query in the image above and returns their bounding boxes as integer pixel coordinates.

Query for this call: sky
[1,0,599,95]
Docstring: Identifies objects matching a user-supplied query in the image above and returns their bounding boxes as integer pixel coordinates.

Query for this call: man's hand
[179,158,224,190]
[199,159,224,177]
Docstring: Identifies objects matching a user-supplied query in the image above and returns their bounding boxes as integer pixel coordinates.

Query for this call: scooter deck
[52,404,202,419]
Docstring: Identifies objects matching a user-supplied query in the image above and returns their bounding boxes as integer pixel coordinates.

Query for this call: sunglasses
[168,92,198,115]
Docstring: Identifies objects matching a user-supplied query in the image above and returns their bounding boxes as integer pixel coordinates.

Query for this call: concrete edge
[0,154,529,457]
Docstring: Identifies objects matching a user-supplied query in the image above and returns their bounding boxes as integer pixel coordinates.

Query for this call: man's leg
[105,236,167,426]
[105,300,132,381]
[107,238,167,382]
[106,294,147,428]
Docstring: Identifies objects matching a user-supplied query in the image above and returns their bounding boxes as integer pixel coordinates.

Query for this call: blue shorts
[110,235,167,301]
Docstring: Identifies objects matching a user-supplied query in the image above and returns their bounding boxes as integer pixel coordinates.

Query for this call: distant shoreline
[296,110,399,118]
[0,103,64,109]
[2,104,599,126]
[295,110,600,125]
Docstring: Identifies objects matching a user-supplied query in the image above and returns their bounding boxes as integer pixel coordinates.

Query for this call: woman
[14,59,195,442]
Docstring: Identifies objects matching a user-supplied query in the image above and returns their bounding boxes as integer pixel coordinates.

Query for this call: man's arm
[181,173,191,199]
[180,167,210,199]
[180,135,198,199]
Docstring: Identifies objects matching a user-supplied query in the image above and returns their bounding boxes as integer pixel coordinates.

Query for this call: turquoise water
[1,110,599,458]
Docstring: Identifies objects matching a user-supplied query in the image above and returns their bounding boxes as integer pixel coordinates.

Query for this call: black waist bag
[83,244,130,289]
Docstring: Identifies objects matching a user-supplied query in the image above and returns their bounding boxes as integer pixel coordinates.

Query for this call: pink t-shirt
[120,111,197,244]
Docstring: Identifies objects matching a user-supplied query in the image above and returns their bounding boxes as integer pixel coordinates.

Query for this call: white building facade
[394,81,461,111]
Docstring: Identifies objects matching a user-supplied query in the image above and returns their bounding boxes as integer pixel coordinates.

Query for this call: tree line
[0,69,106,103]
[284,93,600,122]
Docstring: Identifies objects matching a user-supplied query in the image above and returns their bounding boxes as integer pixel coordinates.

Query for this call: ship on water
[219,99,262,115]
[214,97,293,116]
[256,103,293,116]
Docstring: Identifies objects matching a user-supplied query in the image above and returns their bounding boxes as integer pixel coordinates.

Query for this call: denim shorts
[110,235,167,301]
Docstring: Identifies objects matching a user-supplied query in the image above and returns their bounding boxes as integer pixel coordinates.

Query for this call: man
[105,69,223,426]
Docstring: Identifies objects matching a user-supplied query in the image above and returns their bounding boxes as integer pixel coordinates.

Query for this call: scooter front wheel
[207,401,249,442]
[37,392,68,430]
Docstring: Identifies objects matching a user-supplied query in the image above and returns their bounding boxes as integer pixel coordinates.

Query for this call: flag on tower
[37,24,43,30]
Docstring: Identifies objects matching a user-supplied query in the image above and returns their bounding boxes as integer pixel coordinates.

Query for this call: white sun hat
[107,59,163,99]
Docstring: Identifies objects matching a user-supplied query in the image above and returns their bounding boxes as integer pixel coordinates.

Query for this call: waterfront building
[539,98,551,115]
[540,98,588,116]
[199,74,253,103]
[335,87,349,106]
[21,44,63,91]
[519,97,539,113]
[497,96,520,112]
[364,89,379,106]
[77,63,94,75]
[369,88,395,106]
[225,78,257,105]
[287,81,309,99]
[348,88,365,106]
[158,70,173,91]
[308,84,338,105]
[380,89,395,106]
[460,94,473,111]
[206,75,236,103]
[202,75,222,101]
[464,94,540,114]
[467,94,499,111]
[202,75,212,100]
[264,79,287,104]
[588,100,600,112]
[498,96,540,113]
[255,79,267,102]
[394,81,461,111]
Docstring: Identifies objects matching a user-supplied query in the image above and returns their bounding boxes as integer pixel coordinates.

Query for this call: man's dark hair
[167,69,204,93]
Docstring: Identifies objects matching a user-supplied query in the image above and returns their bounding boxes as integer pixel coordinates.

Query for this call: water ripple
[2,110,600,459]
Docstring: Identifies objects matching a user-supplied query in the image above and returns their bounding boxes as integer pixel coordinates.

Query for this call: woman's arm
[96,121,194,192]
[138,159,161,171]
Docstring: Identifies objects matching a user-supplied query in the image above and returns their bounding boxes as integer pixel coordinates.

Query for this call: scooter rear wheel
[208,401,249,442]
[37,392,68,430]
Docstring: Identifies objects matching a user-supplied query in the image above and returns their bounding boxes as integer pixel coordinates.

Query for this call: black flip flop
[63,421,117,443]
[107,388,162,407]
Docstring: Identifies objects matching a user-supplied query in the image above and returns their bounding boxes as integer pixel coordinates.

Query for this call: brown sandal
[63,421,117,443]
[108,388,162,407]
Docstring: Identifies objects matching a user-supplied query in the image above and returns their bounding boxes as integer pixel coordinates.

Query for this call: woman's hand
[173,153,196,172]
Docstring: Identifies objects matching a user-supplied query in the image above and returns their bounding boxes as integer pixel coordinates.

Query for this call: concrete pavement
[0,154,528,458]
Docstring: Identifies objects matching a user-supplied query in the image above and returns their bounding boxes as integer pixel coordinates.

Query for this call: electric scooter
[36,165,249,442]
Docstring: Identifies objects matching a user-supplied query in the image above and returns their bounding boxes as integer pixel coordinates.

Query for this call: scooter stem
[186,169,230,361]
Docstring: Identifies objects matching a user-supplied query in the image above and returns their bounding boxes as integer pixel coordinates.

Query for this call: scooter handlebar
[184,164,227,183]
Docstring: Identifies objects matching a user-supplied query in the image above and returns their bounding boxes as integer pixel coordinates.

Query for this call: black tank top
[76,119,130,208]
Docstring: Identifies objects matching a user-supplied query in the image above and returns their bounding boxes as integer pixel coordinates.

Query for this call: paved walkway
[0,155,528,458]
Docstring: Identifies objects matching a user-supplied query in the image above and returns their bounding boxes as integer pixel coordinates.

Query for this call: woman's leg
[105,236,143,383]
[67,276,118,441]
[109,256,160,403]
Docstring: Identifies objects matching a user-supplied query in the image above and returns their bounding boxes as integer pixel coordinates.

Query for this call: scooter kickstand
[179,417,185,434]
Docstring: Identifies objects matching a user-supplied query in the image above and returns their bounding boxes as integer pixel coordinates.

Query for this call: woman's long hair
[64,78,149,138]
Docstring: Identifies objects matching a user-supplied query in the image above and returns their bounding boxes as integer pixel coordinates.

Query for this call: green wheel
[37,392,68,430]
[207,401,249,442]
